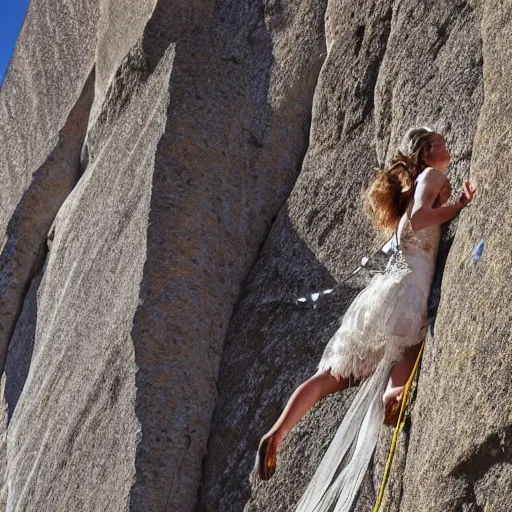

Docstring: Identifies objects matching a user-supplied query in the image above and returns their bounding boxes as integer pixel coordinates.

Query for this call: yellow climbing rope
[373,341,425,512]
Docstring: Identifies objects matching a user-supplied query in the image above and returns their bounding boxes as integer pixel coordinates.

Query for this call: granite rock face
[0,1,510,512]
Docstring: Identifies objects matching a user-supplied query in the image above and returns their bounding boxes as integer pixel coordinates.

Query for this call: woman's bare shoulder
[418,167,449,185]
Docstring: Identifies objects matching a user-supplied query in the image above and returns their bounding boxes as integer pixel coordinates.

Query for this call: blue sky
[0,0,31,86]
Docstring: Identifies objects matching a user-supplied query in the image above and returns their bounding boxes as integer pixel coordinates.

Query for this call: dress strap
[392,224,401,253]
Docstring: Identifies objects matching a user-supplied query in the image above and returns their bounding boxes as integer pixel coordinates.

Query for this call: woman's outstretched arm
[410,203,464,231]
[409,168,473,231]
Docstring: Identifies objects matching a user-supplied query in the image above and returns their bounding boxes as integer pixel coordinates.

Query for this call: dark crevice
[3,254,46,424]
[354,25,366,56]
[0,67,95,383]
[372,6,397,162]
[346,6,393,137]
[362,7,392,119]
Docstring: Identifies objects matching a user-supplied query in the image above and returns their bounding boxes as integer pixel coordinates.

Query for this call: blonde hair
[365,127,435,232]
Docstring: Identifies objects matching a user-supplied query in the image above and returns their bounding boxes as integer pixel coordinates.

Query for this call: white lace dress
[316,202,441,381]
[296,189,444,512]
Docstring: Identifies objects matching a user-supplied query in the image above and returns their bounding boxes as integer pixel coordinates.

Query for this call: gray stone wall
[0,0,510,511]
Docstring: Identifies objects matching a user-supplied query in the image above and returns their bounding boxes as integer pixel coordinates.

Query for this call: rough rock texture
[1,0,325,511]
[400,3,512,511]
[199,1,508,512]
[0,1,510,512]
[0,0,99,228]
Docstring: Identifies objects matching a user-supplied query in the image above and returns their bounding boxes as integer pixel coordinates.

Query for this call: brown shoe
[257,433,277,480]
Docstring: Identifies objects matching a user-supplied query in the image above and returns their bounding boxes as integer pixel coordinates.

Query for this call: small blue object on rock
[471,240,485,264]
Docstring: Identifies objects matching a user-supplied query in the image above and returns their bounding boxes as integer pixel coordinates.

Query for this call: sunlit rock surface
[0,1,510,511]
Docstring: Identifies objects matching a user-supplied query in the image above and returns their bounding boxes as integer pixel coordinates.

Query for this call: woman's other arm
[409,168,474,231]
[410,202,463,231]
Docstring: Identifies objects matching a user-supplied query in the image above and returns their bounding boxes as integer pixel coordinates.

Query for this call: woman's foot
[383,385,405,426]
[256,431,280,480]
[255,369,349,480]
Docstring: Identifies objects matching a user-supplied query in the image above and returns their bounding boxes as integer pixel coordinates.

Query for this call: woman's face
[424,133,451,172]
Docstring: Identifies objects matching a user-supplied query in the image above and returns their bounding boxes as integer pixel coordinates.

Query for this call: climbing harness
[373,341,425,512]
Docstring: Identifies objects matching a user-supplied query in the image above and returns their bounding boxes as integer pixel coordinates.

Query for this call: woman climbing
[255,126,475,511]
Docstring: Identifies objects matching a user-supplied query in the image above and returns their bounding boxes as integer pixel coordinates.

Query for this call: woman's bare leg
[383,343,422,405]
[262,370,349,449]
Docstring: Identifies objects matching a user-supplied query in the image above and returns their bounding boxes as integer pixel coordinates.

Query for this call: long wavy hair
[365,127,435,232]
